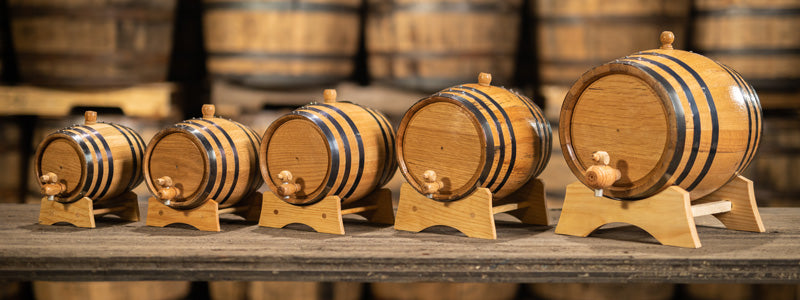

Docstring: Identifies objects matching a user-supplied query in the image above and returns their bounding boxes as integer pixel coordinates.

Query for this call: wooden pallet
[210,80,425,117]
[0,83,174,118]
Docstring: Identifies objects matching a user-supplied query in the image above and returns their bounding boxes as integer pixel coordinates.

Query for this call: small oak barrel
[203,0,360,88]
[396,72,551,201]
[144,105,262,209]
[535,0,690,84]
[560,31,762,200]
[259,89,396,205]
[9,0,176,87]
[693,0,800,93]
[33,111,146,203]
[367,0,521,92]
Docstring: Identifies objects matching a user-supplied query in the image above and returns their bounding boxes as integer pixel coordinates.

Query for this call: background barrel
[33,281,190,300]
[33,111,145,203]
[260,90,396,205]
[203,0,361,88]
[692,0,800,110]
[367,0,521,92]
[144,105,262,209]
[372,282,518,300]
[209,281,362,300]
[396,73,551,201]
[560,34,761,200]
[9,0,176,87]
[534,0,690,119]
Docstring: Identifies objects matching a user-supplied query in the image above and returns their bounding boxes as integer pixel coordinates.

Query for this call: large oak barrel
[144,105,262,209]
[372,282,518,300]
[367,0,521,92]
[9,0,176,87]
[693,0,800,93]
[560,32,762,200]
[203,0,360,88]
[33,111,145,203]
[260,89,396,205]
[396,72,551,201]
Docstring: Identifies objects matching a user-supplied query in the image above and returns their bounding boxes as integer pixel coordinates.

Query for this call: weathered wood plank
[0,203,798,283]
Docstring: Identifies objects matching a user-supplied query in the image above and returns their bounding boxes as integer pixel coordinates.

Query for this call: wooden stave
[260,101,395,206]
[9,0,176,87]
[560,49,762,200]
[692,0,800,92]
[534,0,691,86]
[144,117,262,210]
[396,83,551,201]
[366,0,521,92]
[34,122,146,204]
[203,0,360,88]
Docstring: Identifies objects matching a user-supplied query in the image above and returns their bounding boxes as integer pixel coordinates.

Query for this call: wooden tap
[660,31,674,50]
[323,89,337,104]
[276,170,301,197]
[155,176,181,203]
[421,170,444,195]
[40,172,66,200]
[585,151,621,197]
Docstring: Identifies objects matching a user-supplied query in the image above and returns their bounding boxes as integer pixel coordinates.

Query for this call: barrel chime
[34,111,144,228]
[555,32,765,248]
[258,89,396,235]
[393,73,552,239]
[143,105,263,231]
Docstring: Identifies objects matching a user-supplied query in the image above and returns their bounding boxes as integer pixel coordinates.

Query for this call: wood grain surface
[0,202,798,283]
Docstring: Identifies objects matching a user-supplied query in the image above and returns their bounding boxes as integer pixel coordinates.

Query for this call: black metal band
[107,123,140,192]
[319,104,365,200]
[194,119,240,206]
[58,130,94,200]
[361,106,394,187]
[71,126,110,200]
[173,123,218,204]
[303,106,354,199]
[293,110,340,204]
[513,91,551,177]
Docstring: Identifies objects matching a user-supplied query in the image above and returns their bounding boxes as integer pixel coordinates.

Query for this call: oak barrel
[209,281,362,300]
[144,105,262,209]
[260,89,396,205]
[9,0,176,87]
[34,281,190,300]
[535,0,690,86]
[396,72,551,201]
[367,0,521,92]
[33,111,145,203]
[560,32,762,200]
[530,283,674,300]
[203,0,360,88]
[693,0,800,93]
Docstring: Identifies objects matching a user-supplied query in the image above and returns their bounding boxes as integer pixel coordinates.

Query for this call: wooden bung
[9,0,176,87]
[143,104,262,209]
[260,89,397,205]
[560,31,762,200]
[33,111,146,203]
[396,72,551,201]
[203,0,360,88]
[367,0,521,91]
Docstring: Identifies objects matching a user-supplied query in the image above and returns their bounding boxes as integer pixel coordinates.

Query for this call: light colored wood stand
[555,175,765,248]
[259,188,394,235]
[38,192,140,228]
[394,178,550,240]
[145,192,262,232]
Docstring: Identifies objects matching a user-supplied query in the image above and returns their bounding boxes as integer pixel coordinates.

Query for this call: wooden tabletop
[1,203,798,283]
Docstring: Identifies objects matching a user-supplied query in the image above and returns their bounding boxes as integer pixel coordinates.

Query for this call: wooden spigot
[84,111,97,125]
[155,176,181,204]
[421,170,444,195]
[323,89,337,104]
[660,31,674,50]
[202,104,215,119]
[276,170,301,198]
[40,172,66,201]
[585,151,621,197]
[478,72,492,87]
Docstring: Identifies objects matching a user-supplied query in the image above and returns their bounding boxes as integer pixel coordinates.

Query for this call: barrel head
[37,137,85,201]
[263,118,330,205]
[147,132,207,207]
[399,101,485,201]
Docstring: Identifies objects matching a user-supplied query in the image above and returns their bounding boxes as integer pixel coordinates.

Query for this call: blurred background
[0,0,798,299]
